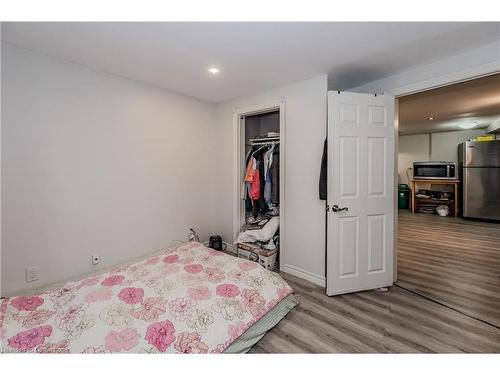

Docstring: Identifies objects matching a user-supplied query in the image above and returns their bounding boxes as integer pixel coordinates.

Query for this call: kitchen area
[398,74,500,221]
[400,136,500,221]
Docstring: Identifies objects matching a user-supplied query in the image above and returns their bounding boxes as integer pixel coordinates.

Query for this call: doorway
[232,99,285,271]
[395,73,500,327]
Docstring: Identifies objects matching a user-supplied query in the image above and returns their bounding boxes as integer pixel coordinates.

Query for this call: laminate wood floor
[249,211,500,353]
[397,210,500,328]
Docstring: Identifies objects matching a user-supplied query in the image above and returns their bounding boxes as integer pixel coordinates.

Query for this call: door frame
[391,69,500,282]
[232,98,286,270]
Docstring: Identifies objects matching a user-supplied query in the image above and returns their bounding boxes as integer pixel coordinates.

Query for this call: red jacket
[250,169,261,200]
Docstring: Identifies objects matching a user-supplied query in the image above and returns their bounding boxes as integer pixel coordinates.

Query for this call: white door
[326,91,395,296]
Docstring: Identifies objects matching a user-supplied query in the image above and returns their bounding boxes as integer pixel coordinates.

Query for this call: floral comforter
[0,242,294,353]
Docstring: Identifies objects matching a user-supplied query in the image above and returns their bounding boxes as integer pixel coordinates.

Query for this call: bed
[0,242,297,353]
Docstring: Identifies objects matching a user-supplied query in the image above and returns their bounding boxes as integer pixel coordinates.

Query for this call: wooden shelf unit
[411,179,460,217]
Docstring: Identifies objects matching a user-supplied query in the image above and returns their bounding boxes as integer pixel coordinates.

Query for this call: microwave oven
[413,161,456,180]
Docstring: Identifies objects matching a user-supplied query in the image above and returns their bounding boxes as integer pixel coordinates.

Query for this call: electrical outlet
[26,266,39,283]
[92,255,100,265]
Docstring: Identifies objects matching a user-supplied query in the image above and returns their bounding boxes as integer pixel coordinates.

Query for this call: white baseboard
[282,264,325,287]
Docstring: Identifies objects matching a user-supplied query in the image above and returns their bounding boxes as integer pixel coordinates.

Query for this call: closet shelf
[249,137,280,146]
[249,136,280,142]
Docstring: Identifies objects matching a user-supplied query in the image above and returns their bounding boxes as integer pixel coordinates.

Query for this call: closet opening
[233,101,285,272]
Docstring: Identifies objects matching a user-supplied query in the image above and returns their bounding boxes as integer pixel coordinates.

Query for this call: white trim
[0,25,2,297]
[282,264,325,287]
[393,99,399,283]
[232,98,286,271]
[278,105,285,271]
[232,98,284,117]
[388,62,500,98]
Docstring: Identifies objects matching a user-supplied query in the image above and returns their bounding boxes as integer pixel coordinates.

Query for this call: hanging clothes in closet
[244,141,279,220]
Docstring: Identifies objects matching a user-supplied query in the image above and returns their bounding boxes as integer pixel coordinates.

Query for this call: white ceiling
[2,22,500,102]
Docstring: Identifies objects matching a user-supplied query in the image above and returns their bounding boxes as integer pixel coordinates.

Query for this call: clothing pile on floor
[236,216,280,270]
[237,216,279,250]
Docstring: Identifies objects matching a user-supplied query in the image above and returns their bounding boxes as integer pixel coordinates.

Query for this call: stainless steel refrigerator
[458,140,500,221]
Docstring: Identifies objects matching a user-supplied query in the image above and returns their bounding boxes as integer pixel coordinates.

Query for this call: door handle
[331,205,348,212]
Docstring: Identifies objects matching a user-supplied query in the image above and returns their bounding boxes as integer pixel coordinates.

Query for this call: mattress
[223,293,297,353]
[0,242,296,353]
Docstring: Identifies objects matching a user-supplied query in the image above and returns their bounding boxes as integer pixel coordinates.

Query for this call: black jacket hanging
[319,138,327,200]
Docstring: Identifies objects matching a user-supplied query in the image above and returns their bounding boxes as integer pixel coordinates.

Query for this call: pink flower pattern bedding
[0,242,294,353]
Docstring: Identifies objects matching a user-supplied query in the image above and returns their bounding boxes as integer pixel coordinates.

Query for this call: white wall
[397,134,430,185]
[214,75,328,286]
[1,44,216,296]
[398,129,485,185]
[431,129,485,164]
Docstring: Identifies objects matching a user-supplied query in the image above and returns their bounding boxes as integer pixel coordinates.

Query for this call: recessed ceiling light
[458,121,479,129]
[208,67,220,74]
[427,116,436,121]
